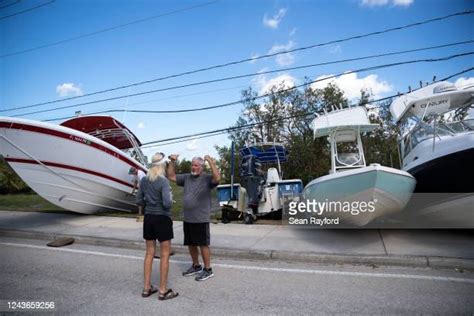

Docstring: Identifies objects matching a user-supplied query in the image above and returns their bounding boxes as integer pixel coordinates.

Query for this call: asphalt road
[0,237,473,315]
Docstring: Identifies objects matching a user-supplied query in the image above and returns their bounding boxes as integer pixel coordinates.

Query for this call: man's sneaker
[195,268,214,281]
[182,264,203,277]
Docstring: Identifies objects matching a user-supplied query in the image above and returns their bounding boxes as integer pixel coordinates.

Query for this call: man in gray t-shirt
[168,154,220,282]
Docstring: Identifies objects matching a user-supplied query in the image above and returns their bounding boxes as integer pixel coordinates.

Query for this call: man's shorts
[183,222,210,246]
[143,214,174,242]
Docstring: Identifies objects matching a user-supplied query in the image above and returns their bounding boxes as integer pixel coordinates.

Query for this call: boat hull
[302,165,416,226]
[407,147,474,193]
[0,117,145,214]
[399,139,474,227]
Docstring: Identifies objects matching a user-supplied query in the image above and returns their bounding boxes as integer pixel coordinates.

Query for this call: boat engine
[239,155,264,210]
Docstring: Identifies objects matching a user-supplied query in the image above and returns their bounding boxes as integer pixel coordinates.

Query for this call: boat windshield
[401,120,464,158]
[61,116,147,166]
[464,118,474,129]
[444,119,474,133]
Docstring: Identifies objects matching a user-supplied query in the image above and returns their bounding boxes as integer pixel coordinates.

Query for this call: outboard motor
[240,156,264,208]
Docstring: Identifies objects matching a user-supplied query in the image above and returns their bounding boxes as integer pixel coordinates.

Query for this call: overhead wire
[33,51,474,120]
[0,0,53,20]
[42,41,474,122]
[140,66,474,148]
[0,0,219,58]
[2,9,472,110]
[43,83,251,122]
[0,0,21,10]
[9,48,474,118]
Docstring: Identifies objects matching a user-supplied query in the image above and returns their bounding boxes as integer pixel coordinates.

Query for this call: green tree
[217,82,350,185]
[214,144,239,184]
[176,158,191,174]
[361,91,400,169]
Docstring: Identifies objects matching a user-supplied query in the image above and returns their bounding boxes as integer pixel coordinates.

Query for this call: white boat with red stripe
[0,116,147,214]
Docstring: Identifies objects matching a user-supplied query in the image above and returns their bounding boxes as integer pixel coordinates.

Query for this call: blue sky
[1,0,473,161]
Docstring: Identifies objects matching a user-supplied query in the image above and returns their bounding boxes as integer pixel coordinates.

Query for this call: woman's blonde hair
[146,152,166,182]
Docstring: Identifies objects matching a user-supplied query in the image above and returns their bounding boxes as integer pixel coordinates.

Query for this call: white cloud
[250,68,269,92]
[276,53,295,66]
[253,72,297,95]
[329,45,342,54]
[392,0,414,6]
[263,8,287,29]
[186,139,199,151]
[454,77,474,89]
[310,72,393,100]
[137,122,145,129]
[268,40,294,55]
[289,27,297,36]
[268,40,296,66]
[360,0,389,6]
[249,53,260,64]
[56,83,83,97]
[360,0,413,7]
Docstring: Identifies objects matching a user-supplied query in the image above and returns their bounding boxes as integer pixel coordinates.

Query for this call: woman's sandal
[141,285,158,298]
[158,289,179,301]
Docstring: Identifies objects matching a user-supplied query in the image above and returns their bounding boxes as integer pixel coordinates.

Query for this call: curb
[1,229,473,271]
[428,257,474,271]
[270,251,429,268]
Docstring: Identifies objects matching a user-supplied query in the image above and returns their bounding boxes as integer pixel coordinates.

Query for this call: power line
[43,83,251,122]
[32,51,474,120]
[141,66,474,148]
[0,0,21,10]
[48,46,474,123]
[3,9,472,109]
[0,0,218,58]
[147,131,229,148]
[440,67,474,81]
[7,43,474,117]
[141,95,392,147]
[0,0,53,20]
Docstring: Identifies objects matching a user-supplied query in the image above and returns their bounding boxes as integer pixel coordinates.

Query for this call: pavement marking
[1,241,474,284]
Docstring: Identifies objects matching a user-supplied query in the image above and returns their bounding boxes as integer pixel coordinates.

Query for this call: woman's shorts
[143,214,173,242]
[183,222,210,246]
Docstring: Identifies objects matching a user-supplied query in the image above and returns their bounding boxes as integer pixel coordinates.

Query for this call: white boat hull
[0,117,146,214]
[302,165,416,226]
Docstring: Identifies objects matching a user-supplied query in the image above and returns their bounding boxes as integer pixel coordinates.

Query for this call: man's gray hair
[192,156,204,166]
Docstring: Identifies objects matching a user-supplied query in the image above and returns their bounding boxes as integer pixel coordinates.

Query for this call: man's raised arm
[204,155,221,184]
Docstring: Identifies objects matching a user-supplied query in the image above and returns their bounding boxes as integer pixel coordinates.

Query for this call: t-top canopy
[390,81,474,123]
[239,142,288,163]
[61,116,142,150]
[311,106,378,139]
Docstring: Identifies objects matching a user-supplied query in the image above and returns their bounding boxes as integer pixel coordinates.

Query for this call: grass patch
[0,182,188,220]
[0,181,226,222]
[0,193,68,213]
